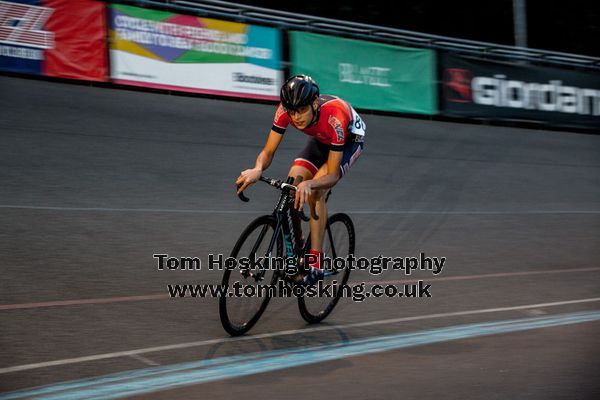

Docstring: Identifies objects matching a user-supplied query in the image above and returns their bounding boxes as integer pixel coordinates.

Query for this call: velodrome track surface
[1,75,599,399]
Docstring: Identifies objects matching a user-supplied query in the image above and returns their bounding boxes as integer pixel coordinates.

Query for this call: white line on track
[1,204,600,214]
[361,266,600,285]
[349,210,600,215]
[128,354,160,367]
[1,267,599,311]
[0,294,166,310]
[0,297,599,375]
[0,205,261,214]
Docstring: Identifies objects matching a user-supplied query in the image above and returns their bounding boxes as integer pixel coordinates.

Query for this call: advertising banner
[440,53,600,129]
[289,31,437,114]
[109,4,283,100]
[0,0,107,81]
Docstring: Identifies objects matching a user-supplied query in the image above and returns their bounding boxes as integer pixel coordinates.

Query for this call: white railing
[115,0,600,69]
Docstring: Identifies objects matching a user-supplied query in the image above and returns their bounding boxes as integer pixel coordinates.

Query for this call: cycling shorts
[292,135,364,177]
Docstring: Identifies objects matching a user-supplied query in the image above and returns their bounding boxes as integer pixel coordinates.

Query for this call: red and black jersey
[271,95,354,152]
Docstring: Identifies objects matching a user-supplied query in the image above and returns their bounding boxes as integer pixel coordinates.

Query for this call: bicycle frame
[238,176,343,280]
[238,177,307,277]
[270,181,303,262]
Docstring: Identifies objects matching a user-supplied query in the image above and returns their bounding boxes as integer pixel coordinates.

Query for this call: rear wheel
[298,213,355,323]
[219,215,282,336]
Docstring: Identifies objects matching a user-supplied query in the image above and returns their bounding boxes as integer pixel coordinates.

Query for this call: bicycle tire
[219,215,283,336]
[297,213,355,324]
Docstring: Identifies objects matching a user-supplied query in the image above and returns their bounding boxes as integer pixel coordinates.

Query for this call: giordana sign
[441,54,600,129]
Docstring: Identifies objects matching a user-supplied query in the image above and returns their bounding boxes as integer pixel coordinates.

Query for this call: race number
[349,107,366,136]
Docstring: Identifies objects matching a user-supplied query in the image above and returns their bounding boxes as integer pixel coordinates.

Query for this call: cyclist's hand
[294,180,313,211]
[236,168,261,194]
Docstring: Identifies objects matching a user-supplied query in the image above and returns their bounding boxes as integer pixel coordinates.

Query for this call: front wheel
[219,215,282,336]
[298,213,355,324]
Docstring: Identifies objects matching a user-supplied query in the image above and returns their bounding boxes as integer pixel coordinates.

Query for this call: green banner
[290,31,437,114]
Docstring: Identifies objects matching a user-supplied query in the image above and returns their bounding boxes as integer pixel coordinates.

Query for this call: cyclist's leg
[287,165,313,184]
[308,164,330,254]
[288,138,328,253]
[303,138,364,283]
[309,137,364,255]
[287,165,312,253]
[288,137,328,184]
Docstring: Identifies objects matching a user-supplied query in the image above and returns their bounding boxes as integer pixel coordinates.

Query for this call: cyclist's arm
[309,150,342,190]
[254,130,284,171]
[236,130,283,193]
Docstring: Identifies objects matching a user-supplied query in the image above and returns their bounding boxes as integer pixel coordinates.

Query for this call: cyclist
[236,74,365,284]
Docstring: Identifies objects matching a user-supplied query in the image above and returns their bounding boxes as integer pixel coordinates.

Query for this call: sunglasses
[285,105,312,116]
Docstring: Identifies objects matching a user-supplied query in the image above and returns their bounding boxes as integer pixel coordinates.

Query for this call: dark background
[232,0,600,57]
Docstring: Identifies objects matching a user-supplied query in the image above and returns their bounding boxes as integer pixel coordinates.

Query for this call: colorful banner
[289,31,437,115]
[440,53,600,129]
[109,4,283,100]
[0,0,107,81]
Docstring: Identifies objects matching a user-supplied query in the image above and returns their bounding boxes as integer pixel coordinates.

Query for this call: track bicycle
[219,176,355,336]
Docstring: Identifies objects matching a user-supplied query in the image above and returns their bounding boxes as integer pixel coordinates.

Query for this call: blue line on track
[1,310,599,400]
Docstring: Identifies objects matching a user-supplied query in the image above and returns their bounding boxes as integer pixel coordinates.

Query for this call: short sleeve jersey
[271,95,353,152]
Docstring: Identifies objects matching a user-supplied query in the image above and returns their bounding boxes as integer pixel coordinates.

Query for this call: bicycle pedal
[303,267,324,286]
[240,269,264,281]
[285,271,306,286]
[239,270,250,279]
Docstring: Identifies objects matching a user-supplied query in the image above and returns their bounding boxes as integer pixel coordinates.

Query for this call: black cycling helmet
[280,74,319,111]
